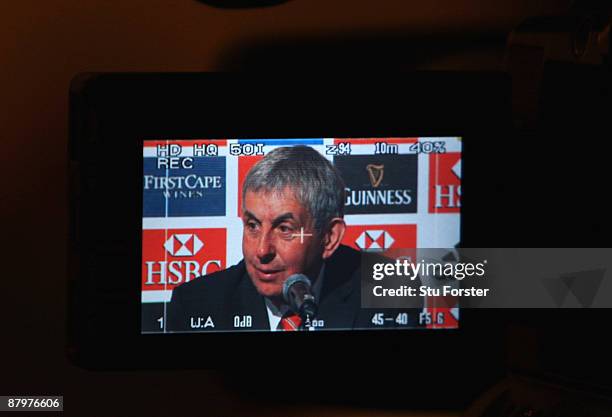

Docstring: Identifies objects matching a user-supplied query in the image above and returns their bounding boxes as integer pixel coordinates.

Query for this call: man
[167,145,367,332]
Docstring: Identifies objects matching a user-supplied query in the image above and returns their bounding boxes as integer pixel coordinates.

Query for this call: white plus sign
[292,227,313,244]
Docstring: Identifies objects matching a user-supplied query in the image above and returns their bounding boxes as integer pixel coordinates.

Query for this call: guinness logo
[366,164,384,188]
[336,154,417,214]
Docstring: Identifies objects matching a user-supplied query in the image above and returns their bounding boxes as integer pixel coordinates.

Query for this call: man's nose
[256,230,276,263]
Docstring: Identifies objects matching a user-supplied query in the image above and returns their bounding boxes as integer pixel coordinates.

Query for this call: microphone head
[282,274,311,305]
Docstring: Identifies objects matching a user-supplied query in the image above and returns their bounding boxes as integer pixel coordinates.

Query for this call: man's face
[242,188,323,300]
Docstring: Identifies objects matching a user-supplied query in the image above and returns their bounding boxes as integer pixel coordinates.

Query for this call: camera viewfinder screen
[141,138,462,333]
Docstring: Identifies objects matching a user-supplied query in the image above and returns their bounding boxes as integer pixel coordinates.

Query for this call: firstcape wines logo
[143,155,226,217]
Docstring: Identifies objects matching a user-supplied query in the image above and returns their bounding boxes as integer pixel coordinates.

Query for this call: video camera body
[68,73,509,388]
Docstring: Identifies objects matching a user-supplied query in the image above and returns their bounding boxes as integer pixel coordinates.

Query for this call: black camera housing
[68,72,511,396]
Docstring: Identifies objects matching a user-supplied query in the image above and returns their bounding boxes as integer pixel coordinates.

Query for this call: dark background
[2,0,609,416]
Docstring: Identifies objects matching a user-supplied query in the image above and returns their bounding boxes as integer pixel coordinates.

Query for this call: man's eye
[278,225,294,234]
[246,222,259,231]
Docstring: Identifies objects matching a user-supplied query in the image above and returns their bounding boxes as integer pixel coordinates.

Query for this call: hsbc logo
[429,152,461,213]
[163,234,203,257]
[355,230,395,251]
[141,228,226,290]
[451,159,461,180]
[344,224,416,252]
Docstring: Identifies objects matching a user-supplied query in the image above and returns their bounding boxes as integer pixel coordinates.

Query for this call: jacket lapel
[231,266,270,331]
[317,245,361,329]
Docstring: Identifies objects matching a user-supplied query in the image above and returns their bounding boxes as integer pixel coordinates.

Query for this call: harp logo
[366,164,384,188]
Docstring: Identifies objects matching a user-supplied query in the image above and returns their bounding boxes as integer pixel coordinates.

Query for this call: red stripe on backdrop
[143,139,228,147]
[333,138,418,144]
[237,155,264,217]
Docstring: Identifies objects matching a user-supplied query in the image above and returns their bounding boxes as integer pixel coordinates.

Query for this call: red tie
[279,313,302,331]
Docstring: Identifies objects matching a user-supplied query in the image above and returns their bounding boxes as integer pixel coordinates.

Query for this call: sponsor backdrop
[141,138,462,332]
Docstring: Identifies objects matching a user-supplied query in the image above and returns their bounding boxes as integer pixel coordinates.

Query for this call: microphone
[282,274,318,325]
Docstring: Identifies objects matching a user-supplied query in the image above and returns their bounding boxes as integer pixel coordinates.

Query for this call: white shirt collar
[265,264,325,331]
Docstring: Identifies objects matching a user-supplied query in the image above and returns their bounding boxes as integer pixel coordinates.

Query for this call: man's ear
[321,218,346,260]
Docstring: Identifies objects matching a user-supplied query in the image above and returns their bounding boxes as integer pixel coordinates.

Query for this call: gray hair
[242,145,345,231]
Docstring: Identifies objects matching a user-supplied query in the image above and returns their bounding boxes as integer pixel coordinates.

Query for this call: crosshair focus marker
[292,227,313,244]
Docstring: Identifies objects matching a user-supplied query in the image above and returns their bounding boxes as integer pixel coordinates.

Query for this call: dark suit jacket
[166,244,367,332]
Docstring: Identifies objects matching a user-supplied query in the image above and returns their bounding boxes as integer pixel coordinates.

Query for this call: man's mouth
[255,267,284,281]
